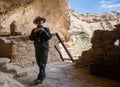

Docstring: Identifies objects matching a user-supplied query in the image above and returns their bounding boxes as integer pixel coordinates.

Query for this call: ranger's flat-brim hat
[33,16,46,24]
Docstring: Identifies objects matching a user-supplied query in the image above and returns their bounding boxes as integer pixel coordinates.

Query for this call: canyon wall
[69,10,120,37]
[0,0,69,36]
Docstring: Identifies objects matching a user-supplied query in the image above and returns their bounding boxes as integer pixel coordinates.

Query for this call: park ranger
[29,16,52,84]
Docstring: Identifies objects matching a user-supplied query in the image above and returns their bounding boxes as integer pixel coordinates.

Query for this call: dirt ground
[16,62,120,87]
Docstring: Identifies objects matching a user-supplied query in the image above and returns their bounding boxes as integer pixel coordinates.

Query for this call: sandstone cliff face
[69,10,120,37]
[0,0,69,36]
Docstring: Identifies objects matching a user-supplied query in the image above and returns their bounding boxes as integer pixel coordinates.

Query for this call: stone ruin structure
[80,24,120,66]
[79,24,120,79]
[0,35,61,67]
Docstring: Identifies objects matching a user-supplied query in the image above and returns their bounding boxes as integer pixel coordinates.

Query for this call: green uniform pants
[34,42,49,80]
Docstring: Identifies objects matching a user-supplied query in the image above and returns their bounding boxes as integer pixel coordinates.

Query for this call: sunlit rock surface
[69,10,120,37]
[0,0,69,36]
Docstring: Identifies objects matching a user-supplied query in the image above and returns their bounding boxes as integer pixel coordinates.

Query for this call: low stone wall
[79,24,120,66]
[0,35,61,67]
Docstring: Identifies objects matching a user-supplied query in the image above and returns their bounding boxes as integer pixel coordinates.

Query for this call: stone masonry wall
[0,35,61,67]
[79,24,120,66]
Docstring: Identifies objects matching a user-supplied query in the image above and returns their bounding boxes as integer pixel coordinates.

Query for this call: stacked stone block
[80,24,120,66]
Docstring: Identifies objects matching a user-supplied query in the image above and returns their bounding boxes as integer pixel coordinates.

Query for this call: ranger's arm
[29,29,37,41]
[42,28,52,41]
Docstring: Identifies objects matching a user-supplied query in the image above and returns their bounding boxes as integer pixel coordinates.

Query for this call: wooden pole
[55,33,74,63]
[54,45,64,61]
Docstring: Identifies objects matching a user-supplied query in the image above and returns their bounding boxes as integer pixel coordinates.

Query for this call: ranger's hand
[34,28,44,32]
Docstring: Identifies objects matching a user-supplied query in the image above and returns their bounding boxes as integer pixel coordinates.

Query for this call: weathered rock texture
[0,57,25,87]
[0,0,69,36]
[0,72,24,87]
[69,10,120,37]
[0,35,61,67]
[79,24,120,66]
